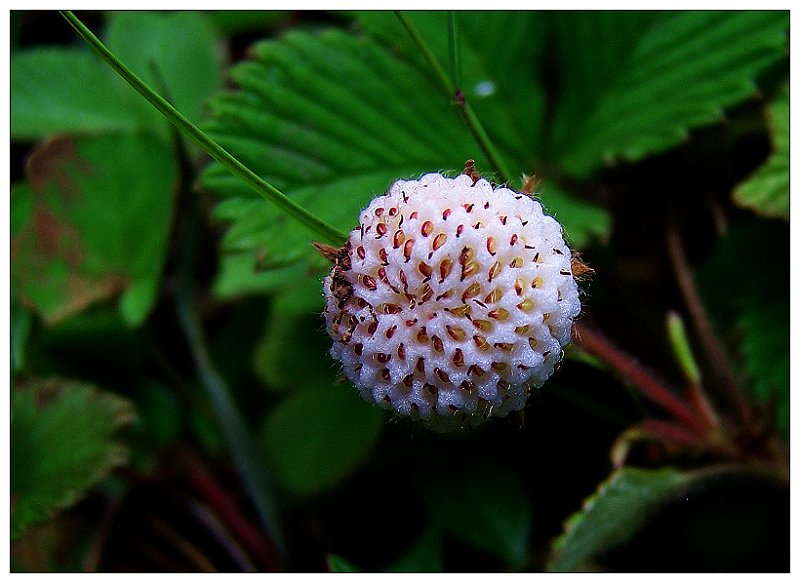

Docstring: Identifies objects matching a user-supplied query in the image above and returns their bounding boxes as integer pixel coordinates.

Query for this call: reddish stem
[639,419,703,448]
[665,221,752,424]
[573,322,709,436]
[188,460,281,572]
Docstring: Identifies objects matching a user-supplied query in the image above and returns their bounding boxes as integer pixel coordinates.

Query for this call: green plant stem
[60,10,346,247]
[395,11,513,184]
[666,311,720,429]
[447,12,461,89]
[176,235,286,563]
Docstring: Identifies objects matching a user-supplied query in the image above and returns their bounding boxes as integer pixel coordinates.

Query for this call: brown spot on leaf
[26,135,91,198]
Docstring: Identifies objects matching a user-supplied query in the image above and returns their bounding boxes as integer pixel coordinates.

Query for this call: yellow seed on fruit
[487,308,510,321]
[473,335,490,351]
[392,229,406,249]
[446,326,467,342]
[488,260,502,281]
[517,298,535,312]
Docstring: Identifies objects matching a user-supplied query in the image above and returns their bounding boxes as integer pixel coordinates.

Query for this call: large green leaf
[104,11,222,129]
[549,467,690,571]
[201,27,609,297]
[10,48,154,139]
[258,386,385,497]
[559,11,788,177]
[206,10,292,36]
[547,11,660,159]
[11,132,177,326]
[11,379,134,540]
[733,84,789,219]
[354,11,548,174]
[419,455,531,567]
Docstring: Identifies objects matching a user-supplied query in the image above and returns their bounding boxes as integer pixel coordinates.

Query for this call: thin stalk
[176,268,286,562]
[665,220,752,424]
[171,129,285,561]
[573,322,710,437]
[188,458,281,571]
[396,11,454,95]
[447,12,461,90]
[666,310,720,428]
[60,10,346,246]
[395,11,513,184]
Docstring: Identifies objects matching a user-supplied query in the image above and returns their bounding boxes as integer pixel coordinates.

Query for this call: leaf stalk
[60,10,346,246]
[665,220,751,424]
[573,322,710,437]
[395,11,513,184]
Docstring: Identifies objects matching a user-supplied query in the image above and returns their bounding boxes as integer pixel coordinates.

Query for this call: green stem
[395,11,513,184]
[175,200,286,562]
[177,291,286,562]
[447,12,461,90]
[60,10,346,246]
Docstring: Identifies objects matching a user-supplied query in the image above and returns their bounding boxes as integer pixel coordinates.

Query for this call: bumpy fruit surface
[322,172,581,430]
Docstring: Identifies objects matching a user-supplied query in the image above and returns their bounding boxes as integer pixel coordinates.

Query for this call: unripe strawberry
[322,171,581,430]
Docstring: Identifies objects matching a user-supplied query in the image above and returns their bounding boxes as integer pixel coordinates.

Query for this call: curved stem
[573,322,710,437]
[60,10,346,246]
[395,11,513,184]
[665,220,752,424]
[176,258,286,564]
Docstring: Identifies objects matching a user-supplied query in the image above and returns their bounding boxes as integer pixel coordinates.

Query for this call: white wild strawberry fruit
[322,171,581,430]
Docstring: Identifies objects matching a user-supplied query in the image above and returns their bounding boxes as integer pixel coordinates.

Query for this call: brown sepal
[313,242,348,265]
[462,159,481,185]
[520,174,541,195]
[571,251,595,282]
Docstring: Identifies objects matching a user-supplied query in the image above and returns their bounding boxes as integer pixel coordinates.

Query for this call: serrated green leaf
[549,467,690,571]
[201,27,609,297]
[386,526,444,572]
[258,386,384,497]
[11,132,177,326]
[11,379,135,540]
[548,11,661,159]
[419,455,531,567]
[560,11,788,176]
[733,85,789,219]
[104,11,222,129]
[10,48,155,139]
[355,11,548,171]
[200,29,483,296]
